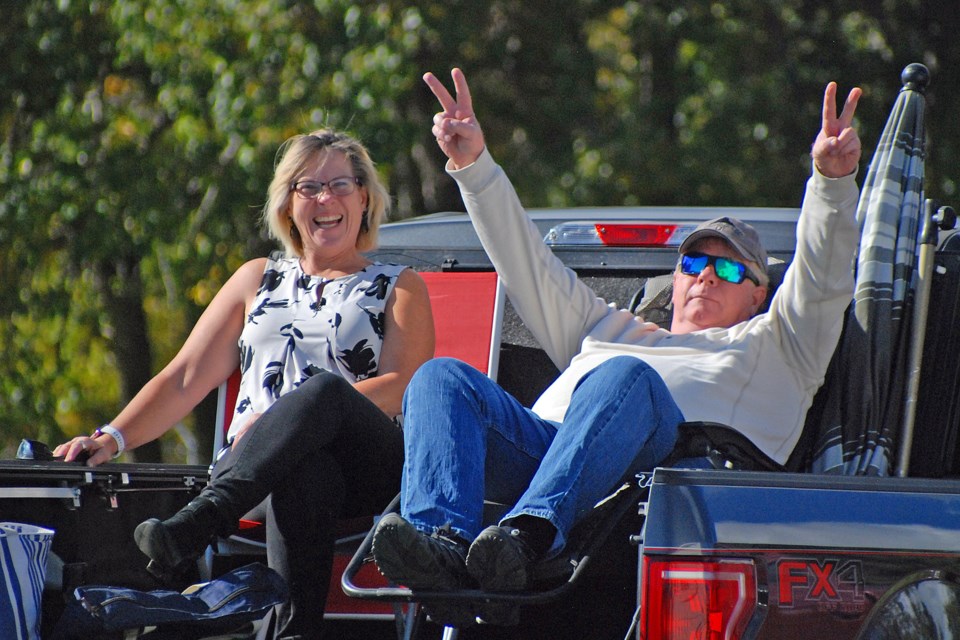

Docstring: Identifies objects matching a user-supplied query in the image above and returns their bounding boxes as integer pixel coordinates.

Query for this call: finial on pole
[901,63,930,94]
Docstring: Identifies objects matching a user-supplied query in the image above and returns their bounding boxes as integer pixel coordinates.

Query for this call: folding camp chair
[340,419,804,640]
[203,270,505,627]
[342,478,650,640]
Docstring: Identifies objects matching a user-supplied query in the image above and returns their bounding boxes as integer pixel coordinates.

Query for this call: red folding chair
[205,271,505,625]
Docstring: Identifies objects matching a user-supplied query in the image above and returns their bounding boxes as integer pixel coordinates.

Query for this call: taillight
[597,224,685,246]
[544,222,697,247]
[640,557,757,640]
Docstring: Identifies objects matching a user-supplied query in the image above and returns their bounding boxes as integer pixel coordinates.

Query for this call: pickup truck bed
[9,206,960,639]
[370,209,960,639]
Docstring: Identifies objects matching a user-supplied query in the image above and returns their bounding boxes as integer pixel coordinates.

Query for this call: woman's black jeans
[209,371,404,640]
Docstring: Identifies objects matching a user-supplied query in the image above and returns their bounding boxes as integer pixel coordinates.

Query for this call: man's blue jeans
[400,356,684,553]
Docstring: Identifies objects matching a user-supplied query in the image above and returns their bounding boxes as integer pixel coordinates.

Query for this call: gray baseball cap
[678,216,768,274]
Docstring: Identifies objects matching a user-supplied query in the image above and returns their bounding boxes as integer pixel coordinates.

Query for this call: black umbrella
[810,64,930,476]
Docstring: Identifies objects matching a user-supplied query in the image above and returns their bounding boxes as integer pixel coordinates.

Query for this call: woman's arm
[352,268,435,417]
[55,258,267,465]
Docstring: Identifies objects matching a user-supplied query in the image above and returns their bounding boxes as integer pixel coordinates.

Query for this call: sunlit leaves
[1,0,956,460]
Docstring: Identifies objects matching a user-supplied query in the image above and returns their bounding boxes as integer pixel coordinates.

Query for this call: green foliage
[0,0,956,460]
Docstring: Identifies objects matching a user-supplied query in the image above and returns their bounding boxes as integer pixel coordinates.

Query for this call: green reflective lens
[714,257,745,283]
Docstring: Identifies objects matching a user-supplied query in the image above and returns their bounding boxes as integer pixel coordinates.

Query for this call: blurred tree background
[1,0,957,462]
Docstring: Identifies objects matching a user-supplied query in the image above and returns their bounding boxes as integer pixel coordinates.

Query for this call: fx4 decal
[777,558,866,612]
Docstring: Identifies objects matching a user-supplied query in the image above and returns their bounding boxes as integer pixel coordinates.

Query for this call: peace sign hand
[811,82,863,178]
[423,68,485,169]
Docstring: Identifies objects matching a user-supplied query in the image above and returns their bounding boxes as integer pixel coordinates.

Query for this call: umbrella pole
[896,201,956,476]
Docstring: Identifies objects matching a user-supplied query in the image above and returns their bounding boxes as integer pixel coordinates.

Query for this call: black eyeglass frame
[289,176,363,199]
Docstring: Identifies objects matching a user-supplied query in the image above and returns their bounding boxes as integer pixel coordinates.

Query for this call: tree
[2,0,957,462]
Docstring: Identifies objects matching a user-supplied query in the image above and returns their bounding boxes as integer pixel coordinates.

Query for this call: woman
[54,129,435,639]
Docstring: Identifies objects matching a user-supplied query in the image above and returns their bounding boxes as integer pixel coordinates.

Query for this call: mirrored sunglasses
[680,252,760,285]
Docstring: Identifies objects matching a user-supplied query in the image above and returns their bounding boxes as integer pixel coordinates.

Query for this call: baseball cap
[678,216,768,274]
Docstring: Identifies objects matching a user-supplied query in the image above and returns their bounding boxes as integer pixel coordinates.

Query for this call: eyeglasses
[290,176,362,199]
[680,252,760,285]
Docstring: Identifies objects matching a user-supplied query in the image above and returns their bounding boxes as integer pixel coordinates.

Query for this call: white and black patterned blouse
[229,256,407,440]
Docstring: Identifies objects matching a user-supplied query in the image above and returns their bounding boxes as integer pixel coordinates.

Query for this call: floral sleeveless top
[229,256,407,439]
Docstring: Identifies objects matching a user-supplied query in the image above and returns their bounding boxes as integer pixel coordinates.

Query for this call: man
[373,68,862,604]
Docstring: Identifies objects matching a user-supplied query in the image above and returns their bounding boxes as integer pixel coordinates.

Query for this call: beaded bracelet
[93,424,125,459]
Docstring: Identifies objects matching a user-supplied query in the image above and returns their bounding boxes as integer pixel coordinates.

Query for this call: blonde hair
[262,129,390,256]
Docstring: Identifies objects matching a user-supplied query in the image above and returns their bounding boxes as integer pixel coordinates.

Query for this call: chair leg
[440,626,460,640]
[623,602,642,640]
[395,602,425,640]
[199,545,214,582]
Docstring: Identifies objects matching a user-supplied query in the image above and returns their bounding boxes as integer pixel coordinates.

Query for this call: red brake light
[595,223,683,246]
[641,558,757,640]
[543,222,697,247]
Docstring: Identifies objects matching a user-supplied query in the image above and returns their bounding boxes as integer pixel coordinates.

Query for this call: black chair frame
[340,420,802,639]
[341,478,650,634]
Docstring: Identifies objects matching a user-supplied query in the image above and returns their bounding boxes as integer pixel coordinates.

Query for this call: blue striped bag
[0,522,54,640]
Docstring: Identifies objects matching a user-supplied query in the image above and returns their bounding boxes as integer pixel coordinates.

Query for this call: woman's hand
[53,434,117,467]
[423,68,486,170]
[812,82,862,178]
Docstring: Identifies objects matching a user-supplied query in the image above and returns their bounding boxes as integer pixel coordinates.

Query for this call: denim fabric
[207,372,403,640]
[401,356,683,552]
[69,563,285,632]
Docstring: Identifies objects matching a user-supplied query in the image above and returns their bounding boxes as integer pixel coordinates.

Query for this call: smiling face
[670,237,768,334]
[288,149,368,264]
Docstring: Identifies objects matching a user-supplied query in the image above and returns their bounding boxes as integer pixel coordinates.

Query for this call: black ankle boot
[134,494,232,581]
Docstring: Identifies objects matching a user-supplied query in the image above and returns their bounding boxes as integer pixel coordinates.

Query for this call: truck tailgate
[640,468,960,638]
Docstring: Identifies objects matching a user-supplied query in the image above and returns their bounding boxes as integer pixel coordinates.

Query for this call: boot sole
[465,529,530,592]
[371,515,467,590]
